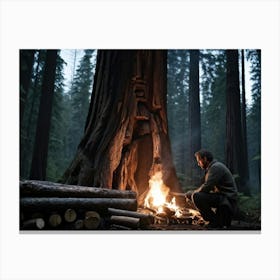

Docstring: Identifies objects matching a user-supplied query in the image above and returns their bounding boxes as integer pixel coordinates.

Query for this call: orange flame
[144,171,179,213]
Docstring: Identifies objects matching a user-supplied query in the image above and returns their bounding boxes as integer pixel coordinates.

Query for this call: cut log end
[22,218,45,230]
[84,211,101,229]
[48,213,62,227]
[64,208,77,222]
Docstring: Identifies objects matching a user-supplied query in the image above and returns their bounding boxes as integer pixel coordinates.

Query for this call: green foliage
[237,192,261,223]
[20,49,97,182]
[167,49,261,195]
[66,50,96,162]
[246,49,261,191]
[46,52,69,181]
[200,50,226,162]
[46,51,97,181]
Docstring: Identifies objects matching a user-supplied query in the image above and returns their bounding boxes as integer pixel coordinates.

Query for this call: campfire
[140,170,206,226]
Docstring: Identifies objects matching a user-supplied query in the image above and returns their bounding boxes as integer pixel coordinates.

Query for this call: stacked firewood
[20,180,154,230]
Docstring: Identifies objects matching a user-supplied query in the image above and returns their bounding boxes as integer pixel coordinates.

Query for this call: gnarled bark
[62,50,183,200]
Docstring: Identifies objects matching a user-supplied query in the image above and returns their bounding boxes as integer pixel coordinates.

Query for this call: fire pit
[137,170,207,229]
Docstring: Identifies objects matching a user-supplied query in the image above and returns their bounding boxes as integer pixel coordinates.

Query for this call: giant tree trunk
[29,50,58,180]
[188,50,201,185]
[225,50,249,194]
[62,50,182,200]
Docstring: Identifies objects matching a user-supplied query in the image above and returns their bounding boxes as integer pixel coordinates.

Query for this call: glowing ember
[144,171,179,213]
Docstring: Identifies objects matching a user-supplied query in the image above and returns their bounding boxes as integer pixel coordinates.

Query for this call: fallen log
[20,197,138,213]
[110,215,140,229]
[108,208,154,226]
[169,191,186,197]
[20,180,137,199]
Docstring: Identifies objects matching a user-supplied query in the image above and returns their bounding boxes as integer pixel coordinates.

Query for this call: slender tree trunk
[241,50,249,184]
[178,51,188,176]
[71,49,77,87]
[225,50,249,194]
[256,49,261,192]
[188,50,201,185]
[30,50,58,180]
[20,50,35,122]
[62,50,182,199]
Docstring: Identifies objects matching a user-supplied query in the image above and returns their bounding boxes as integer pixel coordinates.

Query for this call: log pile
[20,180,211,230]
[20,180,155,230]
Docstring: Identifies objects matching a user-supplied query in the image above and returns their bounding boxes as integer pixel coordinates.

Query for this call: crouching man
[186,149,238,229]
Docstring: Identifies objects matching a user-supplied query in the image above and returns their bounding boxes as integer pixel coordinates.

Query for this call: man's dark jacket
[197,160,238,205]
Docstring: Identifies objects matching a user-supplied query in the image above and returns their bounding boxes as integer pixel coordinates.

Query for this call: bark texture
[62,50,182,199]
[20,197,137,212]
[20,180,136,199]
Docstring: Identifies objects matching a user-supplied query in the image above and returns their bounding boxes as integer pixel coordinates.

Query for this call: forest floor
[137,197,262,231]
[143,219,261,231]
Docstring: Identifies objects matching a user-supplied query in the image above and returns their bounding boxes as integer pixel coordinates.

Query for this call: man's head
[194,149,213,170]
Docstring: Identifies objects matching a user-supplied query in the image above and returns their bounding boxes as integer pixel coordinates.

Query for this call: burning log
[169,191,191,198]
[154,215,168,225]
[108,208,154,226]
[169,191,193,208]
[20,180,137,199]
[160,206,175,217]
[20,197,137,213]
[110,215,140,229]
[22,218,45,230]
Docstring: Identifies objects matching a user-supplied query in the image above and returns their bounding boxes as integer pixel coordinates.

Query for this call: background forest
[20,49,261,220]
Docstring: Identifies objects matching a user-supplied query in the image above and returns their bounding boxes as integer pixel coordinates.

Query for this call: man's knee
[192,192,198,202]
[192,192,203,208]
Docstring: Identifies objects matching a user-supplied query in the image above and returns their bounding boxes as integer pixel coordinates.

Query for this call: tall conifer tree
[67,50,95,160]
[30,50,58,180]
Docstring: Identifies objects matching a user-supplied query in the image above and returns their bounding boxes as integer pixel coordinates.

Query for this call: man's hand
[185,190,193,200]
